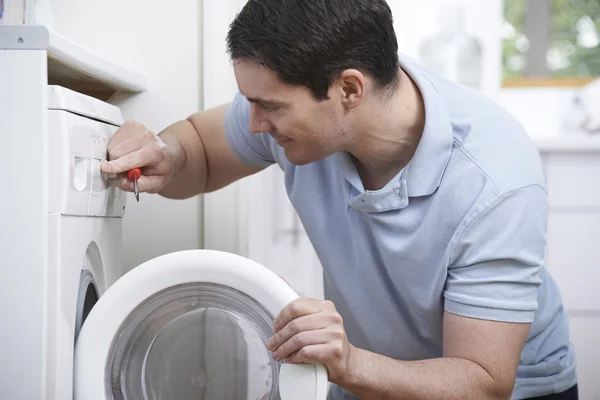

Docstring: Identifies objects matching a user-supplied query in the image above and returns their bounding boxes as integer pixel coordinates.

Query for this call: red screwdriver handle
[128,168,141,181]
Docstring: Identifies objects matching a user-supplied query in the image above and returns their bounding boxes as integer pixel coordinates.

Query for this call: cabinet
[537,136,600,400]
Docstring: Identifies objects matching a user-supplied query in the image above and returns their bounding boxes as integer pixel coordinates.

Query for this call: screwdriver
[128,168,142,202]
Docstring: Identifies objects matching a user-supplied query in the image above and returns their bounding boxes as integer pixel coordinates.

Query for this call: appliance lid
[73,249,329,400]
[47,85,124,127]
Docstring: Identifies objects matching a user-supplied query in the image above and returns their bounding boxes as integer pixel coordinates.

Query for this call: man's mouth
[270,133,293,143]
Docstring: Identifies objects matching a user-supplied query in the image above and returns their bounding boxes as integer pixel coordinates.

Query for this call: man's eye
[260,103,274,111]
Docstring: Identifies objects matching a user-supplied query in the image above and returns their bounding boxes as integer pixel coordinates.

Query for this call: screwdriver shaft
[134,178,139,202]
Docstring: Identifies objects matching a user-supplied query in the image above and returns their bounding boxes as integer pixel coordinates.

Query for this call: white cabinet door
[543,151,600,399]
[247,167,324,300]
[546,213,600,311]
[546,153,600,209]
[568,316,600,399]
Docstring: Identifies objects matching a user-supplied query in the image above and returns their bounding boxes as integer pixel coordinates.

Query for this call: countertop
[530,133,600,152]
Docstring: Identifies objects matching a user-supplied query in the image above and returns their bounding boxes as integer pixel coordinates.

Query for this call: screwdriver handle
[128,168,141,181]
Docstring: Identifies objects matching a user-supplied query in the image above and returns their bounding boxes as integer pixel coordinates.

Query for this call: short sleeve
[224,92,276,168]
[444,185,549,323]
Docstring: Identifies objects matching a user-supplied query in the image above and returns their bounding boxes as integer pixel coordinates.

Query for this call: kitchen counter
[531,133,600,152]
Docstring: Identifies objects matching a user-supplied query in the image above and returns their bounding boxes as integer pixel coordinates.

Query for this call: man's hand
[267,298,352,382]
[101,120,184,195]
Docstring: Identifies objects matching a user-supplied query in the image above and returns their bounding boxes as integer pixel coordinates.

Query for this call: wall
[49,0,203,270]
[202,0,250,256]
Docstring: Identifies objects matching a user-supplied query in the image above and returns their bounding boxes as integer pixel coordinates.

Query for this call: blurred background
[26,0,600,397]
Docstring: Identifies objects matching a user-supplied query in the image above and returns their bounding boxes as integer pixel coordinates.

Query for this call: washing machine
[46,86,329,400]
[45,85,128,399]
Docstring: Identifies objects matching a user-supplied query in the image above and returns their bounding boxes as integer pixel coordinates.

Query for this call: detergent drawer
[47,88,126,218]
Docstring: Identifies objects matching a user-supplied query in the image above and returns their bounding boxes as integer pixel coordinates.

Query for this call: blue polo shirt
[224,54,576,399]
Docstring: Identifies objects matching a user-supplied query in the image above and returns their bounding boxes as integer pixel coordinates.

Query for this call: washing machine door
[74,249,329,400]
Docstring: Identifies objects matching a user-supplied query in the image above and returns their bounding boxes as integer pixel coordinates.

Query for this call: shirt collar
[329,152,409,213]
[400,55,454,198]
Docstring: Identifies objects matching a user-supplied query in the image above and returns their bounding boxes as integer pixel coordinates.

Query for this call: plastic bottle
[3,0,25,24]
[418,6,483,91]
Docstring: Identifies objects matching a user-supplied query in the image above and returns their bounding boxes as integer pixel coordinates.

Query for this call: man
[101,0,578,398]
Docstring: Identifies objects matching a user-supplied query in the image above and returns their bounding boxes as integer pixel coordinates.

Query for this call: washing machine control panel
[48,104,127,218]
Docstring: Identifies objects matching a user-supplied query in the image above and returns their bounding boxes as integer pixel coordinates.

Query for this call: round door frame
[74,249,328,399]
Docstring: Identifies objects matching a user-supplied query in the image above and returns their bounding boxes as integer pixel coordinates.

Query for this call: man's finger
[120,175,164,194]
[137,175,165,194]
[272,329,339,361]
[101,149,147,174]
[284,343,338,365]
[268,313,333,351]
[272,298,323,333]
[107,135,144,160]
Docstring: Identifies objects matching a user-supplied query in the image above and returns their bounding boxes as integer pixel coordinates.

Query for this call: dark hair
[226,0,400,101]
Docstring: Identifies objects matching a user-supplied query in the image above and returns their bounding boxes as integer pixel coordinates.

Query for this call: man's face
[233,60,350,165]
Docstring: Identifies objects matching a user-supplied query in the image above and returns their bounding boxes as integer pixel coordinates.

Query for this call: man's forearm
[160,104,263,198]
[337,346,510,400]
[158,118,209,199]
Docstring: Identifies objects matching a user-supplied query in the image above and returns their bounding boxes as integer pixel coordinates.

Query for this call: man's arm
[159,104,264,199]
[336,186,546,399]
[339,312,529,400]
[269,300,529,400]
[269,185,548,399]
[102,102,265,199]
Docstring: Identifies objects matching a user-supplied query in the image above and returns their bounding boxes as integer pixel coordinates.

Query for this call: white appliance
[45,85,128,399]
[4,84,328,399]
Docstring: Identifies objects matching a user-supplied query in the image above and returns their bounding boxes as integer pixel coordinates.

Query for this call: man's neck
[348,69,425,191]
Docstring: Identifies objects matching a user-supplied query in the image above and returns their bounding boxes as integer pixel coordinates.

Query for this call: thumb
[100,160,116,174]
[101,151,141,174]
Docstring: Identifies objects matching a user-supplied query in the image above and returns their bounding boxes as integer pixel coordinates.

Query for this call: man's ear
[335,69,366,110]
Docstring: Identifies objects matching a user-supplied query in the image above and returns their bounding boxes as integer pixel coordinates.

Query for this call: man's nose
[249,106,275,133]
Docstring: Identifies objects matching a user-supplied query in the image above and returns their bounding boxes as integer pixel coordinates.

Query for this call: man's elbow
[484,375,516,400]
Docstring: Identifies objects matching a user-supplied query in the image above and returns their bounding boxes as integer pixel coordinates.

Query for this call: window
[502,0,600,86]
